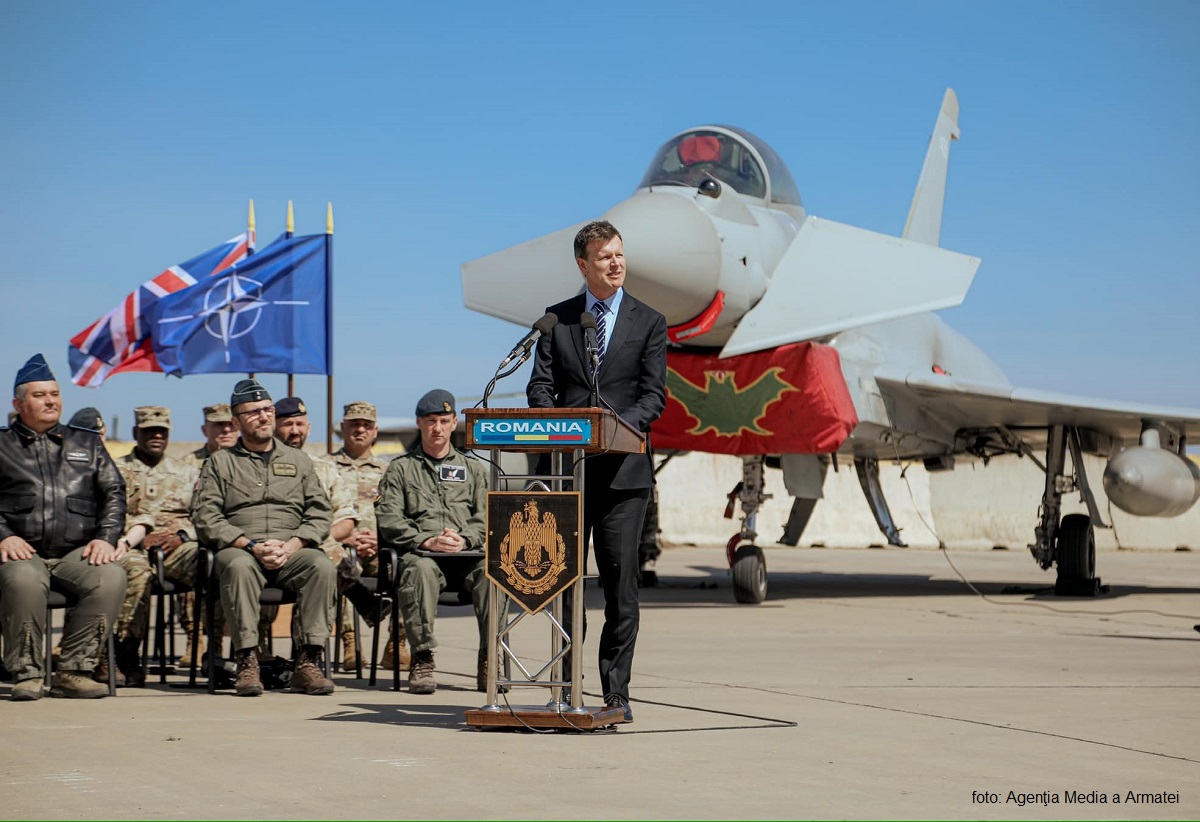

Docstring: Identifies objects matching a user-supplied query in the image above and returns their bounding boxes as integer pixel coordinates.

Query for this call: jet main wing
[874,368,1200,446]
[721,217,981,357]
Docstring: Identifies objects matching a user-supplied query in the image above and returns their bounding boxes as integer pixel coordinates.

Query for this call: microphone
[498,313,558,370]
[580,311,600,406]
[580,311,598,366]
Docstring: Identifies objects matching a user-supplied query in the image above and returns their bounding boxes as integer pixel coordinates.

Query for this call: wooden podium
[464,407,644,731]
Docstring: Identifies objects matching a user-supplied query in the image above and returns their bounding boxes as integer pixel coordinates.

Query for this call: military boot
[51,671,109,699]
[476,648,509,694]
[380,628,411,671]
[93,652,125,687]
[177,630,205,671]
[341,630,360,672]
[234,648,263,697]
[408,650,436,695]
[11,678,44,701]
[290,646,335,695]
[116,635,145,687]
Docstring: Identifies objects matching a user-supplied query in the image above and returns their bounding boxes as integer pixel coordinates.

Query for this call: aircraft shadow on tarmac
[633,566,1200,605]
[313,701,477,731]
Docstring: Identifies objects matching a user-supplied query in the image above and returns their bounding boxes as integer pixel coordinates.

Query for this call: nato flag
[147,234,331,376]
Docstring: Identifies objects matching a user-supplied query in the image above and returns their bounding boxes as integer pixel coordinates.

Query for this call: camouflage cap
[134,405,171,429]
[415,389,456,417]
[342,400,377,422]
[203,403,233,423]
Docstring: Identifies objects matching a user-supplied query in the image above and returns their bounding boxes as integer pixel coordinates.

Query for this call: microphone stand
[480,348,536,409]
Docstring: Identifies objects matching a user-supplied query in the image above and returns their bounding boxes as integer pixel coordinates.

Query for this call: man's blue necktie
[594,301,608,369]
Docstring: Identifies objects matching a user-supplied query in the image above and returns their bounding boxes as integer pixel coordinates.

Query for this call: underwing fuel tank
[1102,447,1200,517]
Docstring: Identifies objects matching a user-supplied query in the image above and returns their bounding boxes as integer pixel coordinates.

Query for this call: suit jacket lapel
[603,295,638,366]
[568,294,588,368]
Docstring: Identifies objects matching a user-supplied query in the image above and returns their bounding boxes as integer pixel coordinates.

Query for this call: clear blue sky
[2,0,1197,440]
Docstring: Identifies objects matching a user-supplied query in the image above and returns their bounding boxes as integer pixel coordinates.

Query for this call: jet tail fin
[902,88,960,247]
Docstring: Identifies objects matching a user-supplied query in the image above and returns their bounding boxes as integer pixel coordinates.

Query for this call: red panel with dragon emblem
[650,342,858,455]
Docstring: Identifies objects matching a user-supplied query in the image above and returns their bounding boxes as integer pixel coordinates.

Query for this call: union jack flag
[68,232,254,387]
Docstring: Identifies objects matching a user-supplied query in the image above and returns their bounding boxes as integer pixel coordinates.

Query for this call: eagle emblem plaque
[486,491,581,614]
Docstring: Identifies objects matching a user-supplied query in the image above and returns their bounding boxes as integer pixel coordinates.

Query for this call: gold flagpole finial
[326,202,334,235]
[286,200,295,234]
[247,199,256,234]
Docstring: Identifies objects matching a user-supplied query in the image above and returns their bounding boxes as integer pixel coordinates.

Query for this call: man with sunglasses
[191,379,336,696]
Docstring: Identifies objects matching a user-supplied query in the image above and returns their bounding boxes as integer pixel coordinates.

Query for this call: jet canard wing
[721,217,980,358]
[462,222,587,326]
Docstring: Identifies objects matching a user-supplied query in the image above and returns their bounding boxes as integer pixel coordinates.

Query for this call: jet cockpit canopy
[637,125,803,209]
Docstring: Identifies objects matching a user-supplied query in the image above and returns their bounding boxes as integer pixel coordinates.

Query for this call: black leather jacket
[0,421,126,558]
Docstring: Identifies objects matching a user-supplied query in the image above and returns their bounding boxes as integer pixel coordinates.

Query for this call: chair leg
[390,598,401,692]
[44,605,53,693]
[352,609,363,680]
[205,585,217,694]
[368,609,380,687]
[333,595,343,673]
[107,628,117,696]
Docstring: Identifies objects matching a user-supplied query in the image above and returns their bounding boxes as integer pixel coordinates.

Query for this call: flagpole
[247,198,257,382]
[325,202,335,455]
[285,200,295,398]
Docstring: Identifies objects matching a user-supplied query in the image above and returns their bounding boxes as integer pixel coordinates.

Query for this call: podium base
[465,704,629,732]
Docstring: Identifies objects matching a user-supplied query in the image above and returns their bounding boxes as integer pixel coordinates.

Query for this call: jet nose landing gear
[725,456,771,604]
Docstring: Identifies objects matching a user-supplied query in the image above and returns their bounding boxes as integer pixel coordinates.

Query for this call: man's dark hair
[573,220,622,261]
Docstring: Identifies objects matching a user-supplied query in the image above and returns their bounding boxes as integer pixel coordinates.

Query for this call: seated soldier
[0,355,127,700]
[376,389,499,694]
[109,406,202,686]
[190,379,336,696]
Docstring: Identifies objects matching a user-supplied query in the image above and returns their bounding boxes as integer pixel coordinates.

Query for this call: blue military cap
[14,353,55,393]
[415,389,456,417]
[230,378,271,407]
[274,396,307,418]
[68,407,104,431]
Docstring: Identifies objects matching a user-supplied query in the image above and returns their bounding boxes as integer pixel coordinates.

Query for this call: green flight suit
[376,445,498,654]
[191,438,334,652]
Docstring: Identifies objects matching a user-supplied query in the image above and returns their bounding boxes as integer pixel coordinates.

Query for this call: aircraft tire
[1054,514,1100,596]
[732,544,768,604]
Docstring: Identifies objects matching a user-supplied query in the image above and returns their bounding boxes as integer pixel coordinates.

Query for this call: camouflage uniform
[115,449,200,641]
[180,444,217,472]
[323,445,387,641]
[312,458,359,562]
[325,447,387,560]
[175,403,232,643]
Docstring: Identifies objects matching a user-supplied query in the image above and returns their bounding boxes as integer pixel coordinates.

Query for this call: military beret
[68,407,104,431]
[14,353,55,393]
[134,405,171,429]
[231,378,271,407]
[415,389,456,417]
[203,403,233,423]
[274,396,308,418]
[342,400,377,422]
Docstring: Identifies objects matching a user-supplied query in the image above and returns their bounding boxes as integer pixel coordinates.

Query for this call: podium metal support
[464,408,641,731]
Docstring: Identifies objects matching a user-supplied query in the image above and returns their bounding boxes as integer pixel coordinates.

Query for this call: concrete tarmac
[3,545,1197,820]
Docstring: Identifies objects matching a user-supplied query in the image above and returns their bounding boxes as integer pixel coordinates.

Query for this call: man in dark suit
[527,220,667,722]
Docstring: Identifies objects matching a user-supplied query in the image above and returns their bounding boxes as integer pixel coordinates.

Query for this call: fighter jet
[461,89,1200,604]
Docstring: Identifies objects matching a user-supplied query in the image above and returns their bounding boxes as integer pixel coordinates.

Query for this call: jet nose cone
[604,190,722,324]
